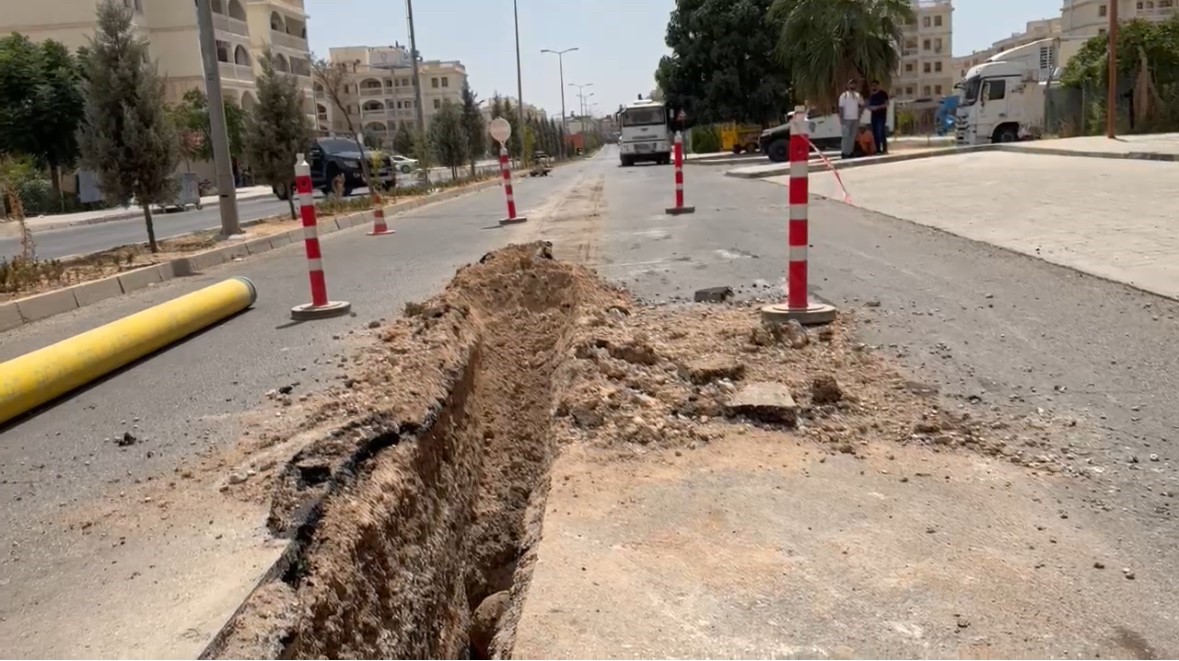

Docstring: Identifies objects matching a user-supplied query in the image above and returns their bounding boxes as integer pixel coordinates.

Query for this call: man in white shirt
[837,79,864,159]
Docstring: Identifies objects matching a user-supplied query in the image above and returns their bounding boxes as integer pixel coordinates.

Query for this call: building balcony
[219,62,255,82]
[270,29,308,51]
[213,13,251,37]
[359,86,386,97]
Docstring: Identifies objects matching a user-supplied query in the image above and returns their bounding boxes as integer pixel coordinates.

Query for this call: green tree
[411,127,433,174]
[769,0,913,110]
[459,82,485,174]
[245,50,312,219]
[0,34,85,204]
[393,122,414,154]
[77,0,179,253]
[428,99,467,179]
[169,88,246,170]
[655,0,792,126]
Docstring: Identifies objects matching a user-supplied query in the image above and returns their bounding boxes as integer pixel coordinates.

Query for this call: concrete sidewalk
[768,150,1179,300]
[1,185,274,236]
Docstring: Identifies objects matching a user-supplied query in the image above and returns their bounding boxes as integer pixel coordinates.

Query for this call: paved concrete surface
[771,151,1179,299]
[514,161,1179,657]
[7,145,1179,657]
[1009,132,1179,158]
[0,153,602,658]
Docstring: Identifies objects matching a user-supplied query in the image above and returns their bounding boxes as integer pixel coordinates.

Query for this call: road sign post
[490,117,527,225]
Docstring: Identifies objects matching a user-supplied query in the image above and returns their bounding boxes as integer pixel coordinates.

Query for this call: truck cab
[955,38,1057,146]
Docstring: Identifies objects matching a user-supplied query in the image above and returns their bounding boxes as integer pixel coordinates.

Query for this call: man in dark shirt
[867,80,890,155]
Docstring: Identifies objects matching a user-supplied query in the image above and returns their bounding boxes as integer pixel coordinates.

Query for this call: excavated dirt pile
[208,242,1087,660]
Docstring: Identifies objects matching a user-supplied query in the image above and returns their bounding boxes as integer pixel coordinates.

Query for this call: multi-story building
[1061,0,1177,37]
[2,0,315,114]
[314,44,468,145]
[954,18,1062,79]
[894,0,955,103]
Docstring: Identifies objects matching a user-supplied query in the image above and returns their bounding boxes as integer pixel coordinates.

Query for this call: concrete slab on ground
[1007,133,1179,160]
[769,151,1179,300]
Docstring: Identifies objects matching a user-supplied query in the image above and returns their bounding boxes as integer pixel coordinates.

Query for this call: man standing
[838,80,864,159]
[868,80,890,154]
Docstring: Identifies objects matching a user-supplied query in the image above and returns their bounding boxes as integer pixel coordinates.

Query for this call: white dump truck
[954,37,1086,145]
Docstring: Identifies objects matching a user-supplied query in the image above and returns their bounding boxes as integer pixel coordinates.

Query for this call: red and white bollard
[498,144,527,225]
[760,107,836,326]
[367,188,393,236]
[665,130,695,215]
[290,153,352,321]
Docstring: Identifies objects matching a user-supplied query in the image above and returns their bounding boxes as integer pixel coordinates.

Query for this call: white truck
[618,98,672,166]
[759,102,895,162]
[955,37,1078,145]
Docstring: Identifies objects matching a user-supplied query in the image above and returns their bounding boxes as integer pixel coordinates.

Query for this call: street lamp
[541,47,578,157]
[513,0,526,163]
[569,82,593,119]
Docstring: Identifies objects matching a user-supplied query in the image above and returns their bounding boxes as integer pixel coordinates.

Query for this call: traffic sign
[489,117,512,144]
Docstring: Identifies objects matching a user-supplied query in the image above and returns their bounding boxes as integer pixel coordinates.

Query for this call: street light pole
[569,82,593,134]
[1106,0,1118,138]
[406,0,427,183]
[541,47,578,158]
[513,0,526,163]
[194,0,240,236]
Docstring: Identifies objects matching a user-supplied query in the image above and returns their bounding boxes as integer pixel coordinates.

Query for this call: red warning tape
[804,137,852,205]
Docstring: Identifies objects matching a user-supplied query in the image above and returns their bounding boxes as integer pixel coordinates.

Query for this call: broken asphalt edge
[723,142,1179,179]
[0,178,506,334]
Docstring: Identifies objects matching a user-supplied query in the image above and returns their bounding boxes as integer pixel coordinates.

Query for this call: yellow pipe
[0,276,257,426]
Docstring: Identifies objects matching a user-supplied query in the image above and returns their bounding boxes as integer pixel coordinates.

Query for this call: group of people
[837,79,890,159]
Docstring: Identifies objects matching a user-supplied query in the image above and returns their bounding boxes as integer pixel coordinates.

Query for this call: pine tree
[77,0,178,252]
[428,100,467,180]
[245,50,312,220]
[393,122,414,155]
[459,82,485,175]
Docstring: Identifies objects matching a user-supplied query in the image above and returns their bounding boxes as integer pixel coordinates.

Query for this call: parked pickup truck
[273,137,395,199]
[758,102,895,162]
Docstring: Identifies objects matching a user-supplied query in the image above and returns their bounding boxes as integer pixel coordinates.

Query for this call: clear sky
[304,0,1066,118]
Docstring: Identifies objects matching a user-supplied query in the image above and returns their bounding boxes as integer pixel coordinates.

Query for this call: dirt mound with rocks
[207,243,1087,660]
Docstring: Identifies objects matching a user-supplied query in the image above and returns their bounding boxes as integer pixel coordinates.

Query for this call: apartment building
[314,45,468,145]
[894,0,955,103]
[954,17,1063,79]
[1061,0,1177,37]
[1,0,315,114]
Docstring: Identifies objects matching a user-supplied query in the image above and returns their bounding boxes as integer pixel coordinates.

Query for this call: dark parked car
[273,137,394,199]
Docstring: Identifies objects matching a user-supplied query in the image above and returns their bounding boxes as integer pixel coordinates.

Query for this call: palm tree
[770,0,913,110]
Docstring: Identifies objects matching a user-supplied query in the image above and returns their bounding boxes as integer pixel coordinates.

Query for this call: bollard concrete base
[499,216,529,225]
[665,206,696,215]
[291,300,352,321]
[367,227,395,236]
[760,302,837,326]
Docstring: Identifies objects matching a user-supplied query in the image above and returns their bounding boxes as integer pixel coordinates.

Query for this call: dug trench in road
[211,157,1174,657]
[0,155,607,659]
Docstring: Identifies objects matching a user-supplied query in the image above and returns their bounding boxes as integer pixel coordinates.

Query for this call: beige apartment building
[2,0,315,115]
[1061,0,1177,36]
[314,45,468,145]
[894,0,955,103]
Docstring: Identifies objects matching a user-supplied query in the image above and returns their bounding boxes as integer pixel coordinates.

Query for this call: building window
[923,38,931,50]
[905,62,914,73]
[441,76,449,88]
[923,62,931,73]
[934,15,942,27]
[923,15,931,27]
[1098,4,1107,16]
[905,86,914,96]
[431,77,439,88]
[433,98,441,109]
[401,77,410,87]
[935,61,942,72]
[935,84,943,94]
[1099,28,1107,35]
[923,85,931,96]
[934,38,943,52]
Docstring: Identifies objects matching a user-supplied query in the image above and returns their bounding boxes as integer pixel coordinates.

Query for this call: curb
[1,191,275,237]
[0,178,504,333]
[994,144,1179,162]
[724,145,1000,179]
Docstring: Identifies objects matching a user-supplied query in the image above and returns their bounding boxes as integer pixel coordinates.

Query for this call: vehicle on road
[272,138,395,199]
[720,123,763,154]
[954,37,1083,145]
[530,151,553,177]
[154,172,203,212]
[618,98,672,167]
[759,102,895,162]
[389,154,419,174]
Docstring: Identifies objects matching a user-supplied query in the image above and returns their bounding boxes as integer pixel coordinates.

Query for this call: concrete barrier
[0,276,257,426]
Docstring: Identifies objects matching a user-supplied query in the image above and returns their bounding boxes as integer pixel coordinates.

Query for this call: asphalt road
[0,160,502,261]
[5,146,1179,655]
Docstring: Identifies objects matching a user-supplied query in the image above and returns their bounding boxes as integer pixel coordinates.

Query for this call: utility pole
[513,0,526,164]
[541,47,577,158]
[1106,0,1118,138]
[569,82,593,135]
[406,0,428,184]
[194,0,240,236]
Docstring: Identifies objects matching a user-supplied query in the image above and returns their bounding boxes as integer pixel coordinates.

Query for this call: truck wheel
[745,142,759,153]
[732,145,744,154]
[993,125,1019,143]
[767,138,789,163]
